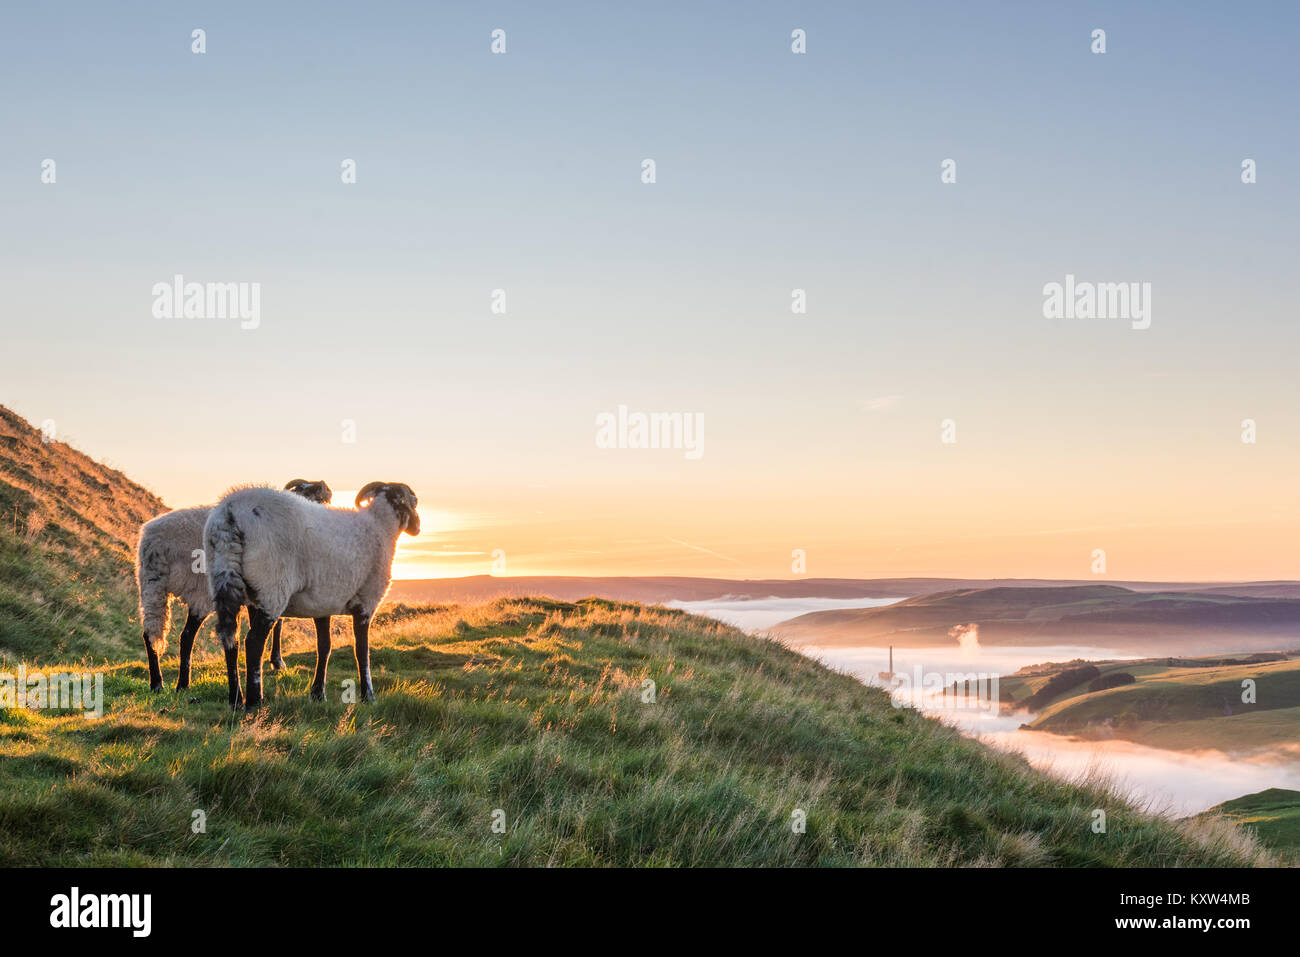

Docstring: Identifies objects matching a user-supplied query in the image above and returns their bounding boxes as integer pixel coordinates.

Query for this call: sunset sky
[2,2,1297,581]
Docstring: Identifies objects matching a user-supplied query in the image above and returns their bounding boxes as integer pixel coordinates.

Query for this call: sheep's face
[284,479,333,504]
[396,494,420,536]
[356,482,421,536]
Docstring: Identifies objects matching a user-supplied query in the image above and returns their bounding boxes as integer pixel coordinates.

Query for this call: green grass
[0,598,1270,866]
[1198,789,1300,860]
[0,512,206,666]
[1123,707,1300,752]
[0,509,140,664]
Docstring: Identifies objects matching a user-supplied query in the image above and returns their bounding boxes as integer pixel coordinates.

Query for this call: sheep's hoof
[361,690,376,704]
[310,687,326,702]
[150,682,164,693]
[269,658,286,672]
[174,680,189,692]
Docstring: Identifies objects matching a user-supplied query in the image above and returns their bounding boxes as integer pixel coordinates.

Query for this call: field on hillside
[0,599,1269,867]
[1009,655,1300,752]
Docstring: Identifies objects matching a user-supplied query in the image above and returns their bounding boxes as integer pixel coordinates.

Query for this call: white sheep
[203,481,420,708]
[136,479,332,691]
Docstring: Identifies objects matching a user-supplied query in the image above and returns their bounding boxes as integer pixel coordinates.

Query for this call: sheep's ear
[389,483,419,510]
[284,478,309,494]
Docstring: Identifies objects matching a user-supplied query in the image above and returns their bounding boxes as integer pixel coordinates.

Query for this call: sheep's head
[284,479,333,504]
[355,482,421,536]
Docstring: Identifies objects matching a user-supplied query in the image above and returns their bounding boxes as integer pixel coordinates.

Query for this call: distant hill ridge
[390,576,1300,605]
[774,583,1300,655]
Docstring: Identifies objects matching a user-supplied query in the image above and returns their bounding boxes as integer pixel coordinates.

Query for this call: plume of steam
[949,622,980,656]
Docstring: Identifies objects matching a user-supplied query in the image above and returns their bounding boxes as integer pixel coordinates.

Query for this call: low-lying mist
[671,595,1300,816]
[810,641,1300,815]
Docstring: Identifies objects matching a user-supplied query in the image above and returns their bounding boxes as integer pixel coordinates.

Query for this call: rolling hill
[774,584,1300,655]
[1011,654,1300,752]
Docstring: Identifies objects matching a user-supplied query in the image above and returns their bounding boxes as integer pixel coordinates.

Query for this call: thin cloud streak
[665,536,744,565]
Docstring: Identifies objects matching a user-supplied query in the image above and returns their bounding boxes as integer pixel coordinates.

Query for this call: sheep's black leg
[175,611,204,691]
[310,616,331,701]
[223,644,243,709]
[351,612,375,703]
[142,633,163,692]
[213,576,245,709]
[243,608,276,710]
[269,619,286,672]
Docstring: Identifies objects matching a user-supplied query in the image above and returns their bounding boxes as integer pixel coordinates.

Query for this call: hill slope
[1198,789,1300,859]
[0,405,166,663]
[0,599,1267,866]
[775,585,1300,654]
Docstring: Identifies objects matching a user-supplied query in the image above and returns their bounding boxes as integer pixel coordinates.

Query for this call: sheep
[267,480,334,669]
[136,479,332,691]
[203,481,419,709]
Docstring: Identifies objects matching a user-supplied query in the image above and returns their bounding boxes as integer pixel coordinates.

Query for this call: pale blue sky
[1,2,1296,578]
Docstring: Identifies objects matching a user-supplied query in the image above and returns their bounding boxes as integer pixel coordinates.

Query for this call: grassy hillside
[0,599,1269,866]
[0,406,166,663]
[1198,789,1300,860]
[775,584,1300,654]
